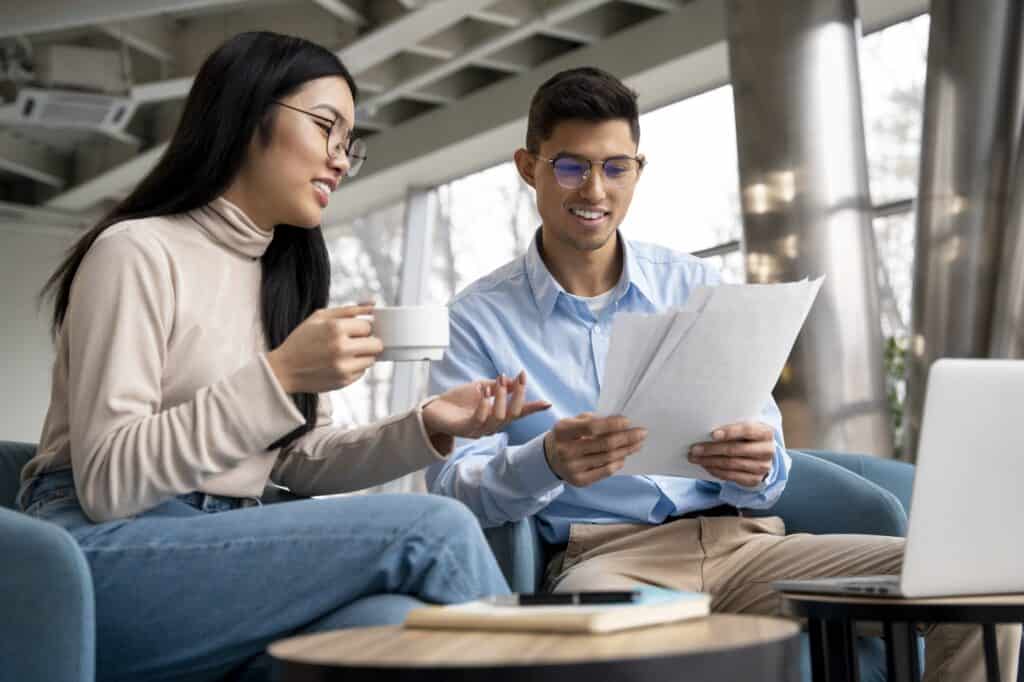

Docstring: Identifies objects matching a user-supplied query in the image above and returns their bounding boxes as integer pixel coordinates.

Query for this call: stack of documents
[404,588,710,634]
[597,277,824,479]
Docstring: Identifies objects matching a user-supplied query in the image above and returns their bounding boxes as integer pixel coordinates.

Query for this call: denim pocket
[21,480,80,519]
[24,488,78,517]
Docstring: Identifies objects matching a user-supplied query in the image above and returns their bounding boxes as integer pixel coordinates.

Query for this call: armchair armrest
[801,449,914,514]
[483,517,545,593]
[748,450,909,537]
[0,507,95,682]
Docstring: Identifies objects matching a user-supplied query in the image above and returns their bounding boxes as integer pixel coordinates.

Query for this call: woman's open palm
[422,371,550,440]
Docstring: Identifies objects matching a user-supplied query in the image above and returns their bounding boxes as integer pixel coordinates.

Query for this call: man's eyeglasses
[533,153,645,190]
[274,101,368,177]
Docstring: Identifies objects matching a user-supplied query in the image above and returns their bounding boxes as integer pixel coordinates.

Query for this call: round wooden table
[269,613,801,681]
[781,592,1024,682]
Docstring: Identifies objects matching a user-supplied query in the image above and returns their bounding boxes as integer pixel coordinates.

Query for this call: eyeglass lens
[328,124,367,177]
[551,156,638,189]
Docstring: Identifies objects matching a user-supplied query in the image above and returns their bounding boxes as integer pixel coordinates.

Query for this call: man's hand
[544,414,647,487]
[687,421,775,488]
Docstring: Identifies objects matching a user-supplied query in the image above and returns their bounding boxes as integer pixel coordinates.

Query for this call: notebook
[403,587,710,634]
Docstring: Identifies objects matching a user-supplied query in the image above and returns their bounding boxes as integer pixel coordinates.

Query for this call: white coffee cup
[371,306,450,362]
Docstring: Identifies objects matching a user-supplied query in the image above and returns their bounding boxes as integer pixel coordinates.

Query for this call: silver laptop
[773,359,1024,599]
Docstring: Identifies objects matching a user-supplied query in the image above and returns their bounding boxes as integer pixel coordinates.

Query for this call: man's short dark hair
[525,67,640,153]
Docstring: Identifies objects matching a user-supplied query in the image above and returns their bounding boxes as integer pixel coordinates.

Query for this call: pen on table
[485,591,641,606]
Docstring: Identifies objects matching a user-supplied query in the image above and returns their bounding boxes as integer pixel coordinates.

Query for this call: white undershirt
[573,288,617,317]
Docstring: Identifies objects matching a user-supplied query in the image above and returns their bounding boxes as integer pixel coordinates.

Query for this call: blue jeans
[17,469,510,682]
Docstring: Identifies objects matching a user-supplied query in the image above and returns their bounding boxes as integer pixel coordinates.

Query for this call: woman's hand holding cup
[267,304,383,394]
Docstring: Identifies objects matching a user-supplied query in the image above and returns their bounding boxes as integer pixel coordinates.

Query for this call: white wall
[0,227,75,442]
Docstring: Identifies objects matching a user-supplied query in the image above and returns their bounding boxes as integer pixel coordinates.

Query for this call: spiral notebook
[403,588,710,634]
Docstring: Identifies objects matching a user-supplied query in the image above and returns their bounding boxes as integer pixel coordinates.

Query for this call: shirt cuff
[717,442,789,507]
[507,431,564,495]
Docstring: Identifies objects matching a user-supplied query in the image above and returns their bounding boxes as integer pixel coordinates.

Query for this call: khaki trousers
[545,516,1021,682]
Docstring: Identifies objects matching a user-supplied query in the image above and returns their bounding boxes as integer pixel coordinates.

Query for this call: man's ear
[513,148,536,189]
[636,153,646,183]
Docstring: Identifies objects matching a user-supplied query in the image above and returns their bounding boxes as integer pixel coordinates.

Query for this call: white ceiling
[0,0,927,229]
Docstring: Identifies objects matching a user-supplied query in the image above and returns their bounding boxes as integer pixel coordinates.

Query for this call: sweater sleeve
[271,394,449,496]
[66,229,305,522]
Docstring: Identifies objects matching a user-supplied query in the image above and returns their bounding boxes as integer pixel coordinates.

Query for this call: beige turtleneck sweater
[23,198,448,522]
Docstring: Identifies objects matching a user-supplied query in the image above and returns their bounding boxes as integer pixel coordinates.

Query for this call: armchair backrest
[0,441,37,510]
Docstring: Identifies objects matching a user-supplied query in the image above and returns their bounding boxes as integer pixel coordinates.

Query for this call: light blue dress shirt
[427,231,791,544]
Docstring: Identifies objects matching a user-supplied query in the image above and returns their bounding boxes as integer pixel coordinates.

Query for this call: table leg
[982,623,1002,682]
[808,618,858,682]
[883,621,920,682]
[809,618,827,682]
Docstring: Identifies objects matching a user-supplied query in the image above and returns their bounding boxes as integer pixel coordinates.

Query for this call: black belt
[669,504,743,521]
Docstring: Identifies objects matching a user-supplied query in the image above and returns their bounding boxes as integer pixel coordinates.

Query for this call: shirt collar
[188,197,273,259]
[524,228,656,320]
[619,234,656,306]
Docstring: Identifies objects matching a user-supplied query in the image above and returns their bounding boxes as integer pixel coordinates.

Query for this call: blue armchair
[0,441,94,682]
[483,449,917,682]
[0,442,423,682]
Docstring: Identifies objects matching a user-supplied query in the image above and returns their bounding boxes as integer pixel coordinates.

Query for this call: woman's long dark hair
[41,31,357,450]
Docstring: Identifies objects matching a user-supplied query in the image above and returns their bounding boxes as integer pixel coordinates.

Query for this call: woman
[18,31,547,682]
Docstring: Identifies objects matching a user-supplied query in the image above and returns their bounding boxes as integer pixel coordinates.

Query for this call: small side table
[268,614,801,682]
[780,591,1024,682]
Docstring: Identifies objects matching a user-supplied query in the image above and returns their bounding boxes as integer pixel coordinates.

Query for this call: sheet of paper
[598,313,676,416]
[597,277,823,478]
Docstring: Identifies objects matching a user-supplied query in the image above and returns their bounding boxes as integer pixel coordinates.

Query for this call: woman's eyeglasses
[533,153,645,190]
[274,101,368,177]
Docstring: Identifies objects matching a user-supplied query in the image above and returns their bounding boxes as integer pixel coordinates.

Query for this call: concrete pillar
[726,0,893,455]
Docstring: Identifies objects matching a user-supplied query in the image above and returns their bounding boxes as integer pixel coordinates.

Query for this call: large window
[860,15,929,454]
[861,14,929,339]
[327,13,931,456]
[430,163,538,303]
[624,85,742,257]
[324,201,405,425]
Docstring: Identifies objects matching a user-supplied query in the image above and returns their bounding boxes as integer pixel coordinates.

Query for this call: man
[427,67,1019,682]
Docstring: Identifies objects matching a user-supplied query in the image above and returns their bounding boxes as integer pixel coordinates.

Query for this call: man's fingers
[564,438,643,473]
[555,414,631,440]
[691,454,770,476]
[570,459,626,487]
[690,441,773,459]
[711,421,775,443]
[577,442,644,472]
[702,466,765,488]
[577,427,648,455]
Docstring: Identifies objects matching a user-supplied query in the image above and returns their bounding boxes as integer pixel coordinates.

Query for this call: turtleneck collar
[188,197,273,259]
